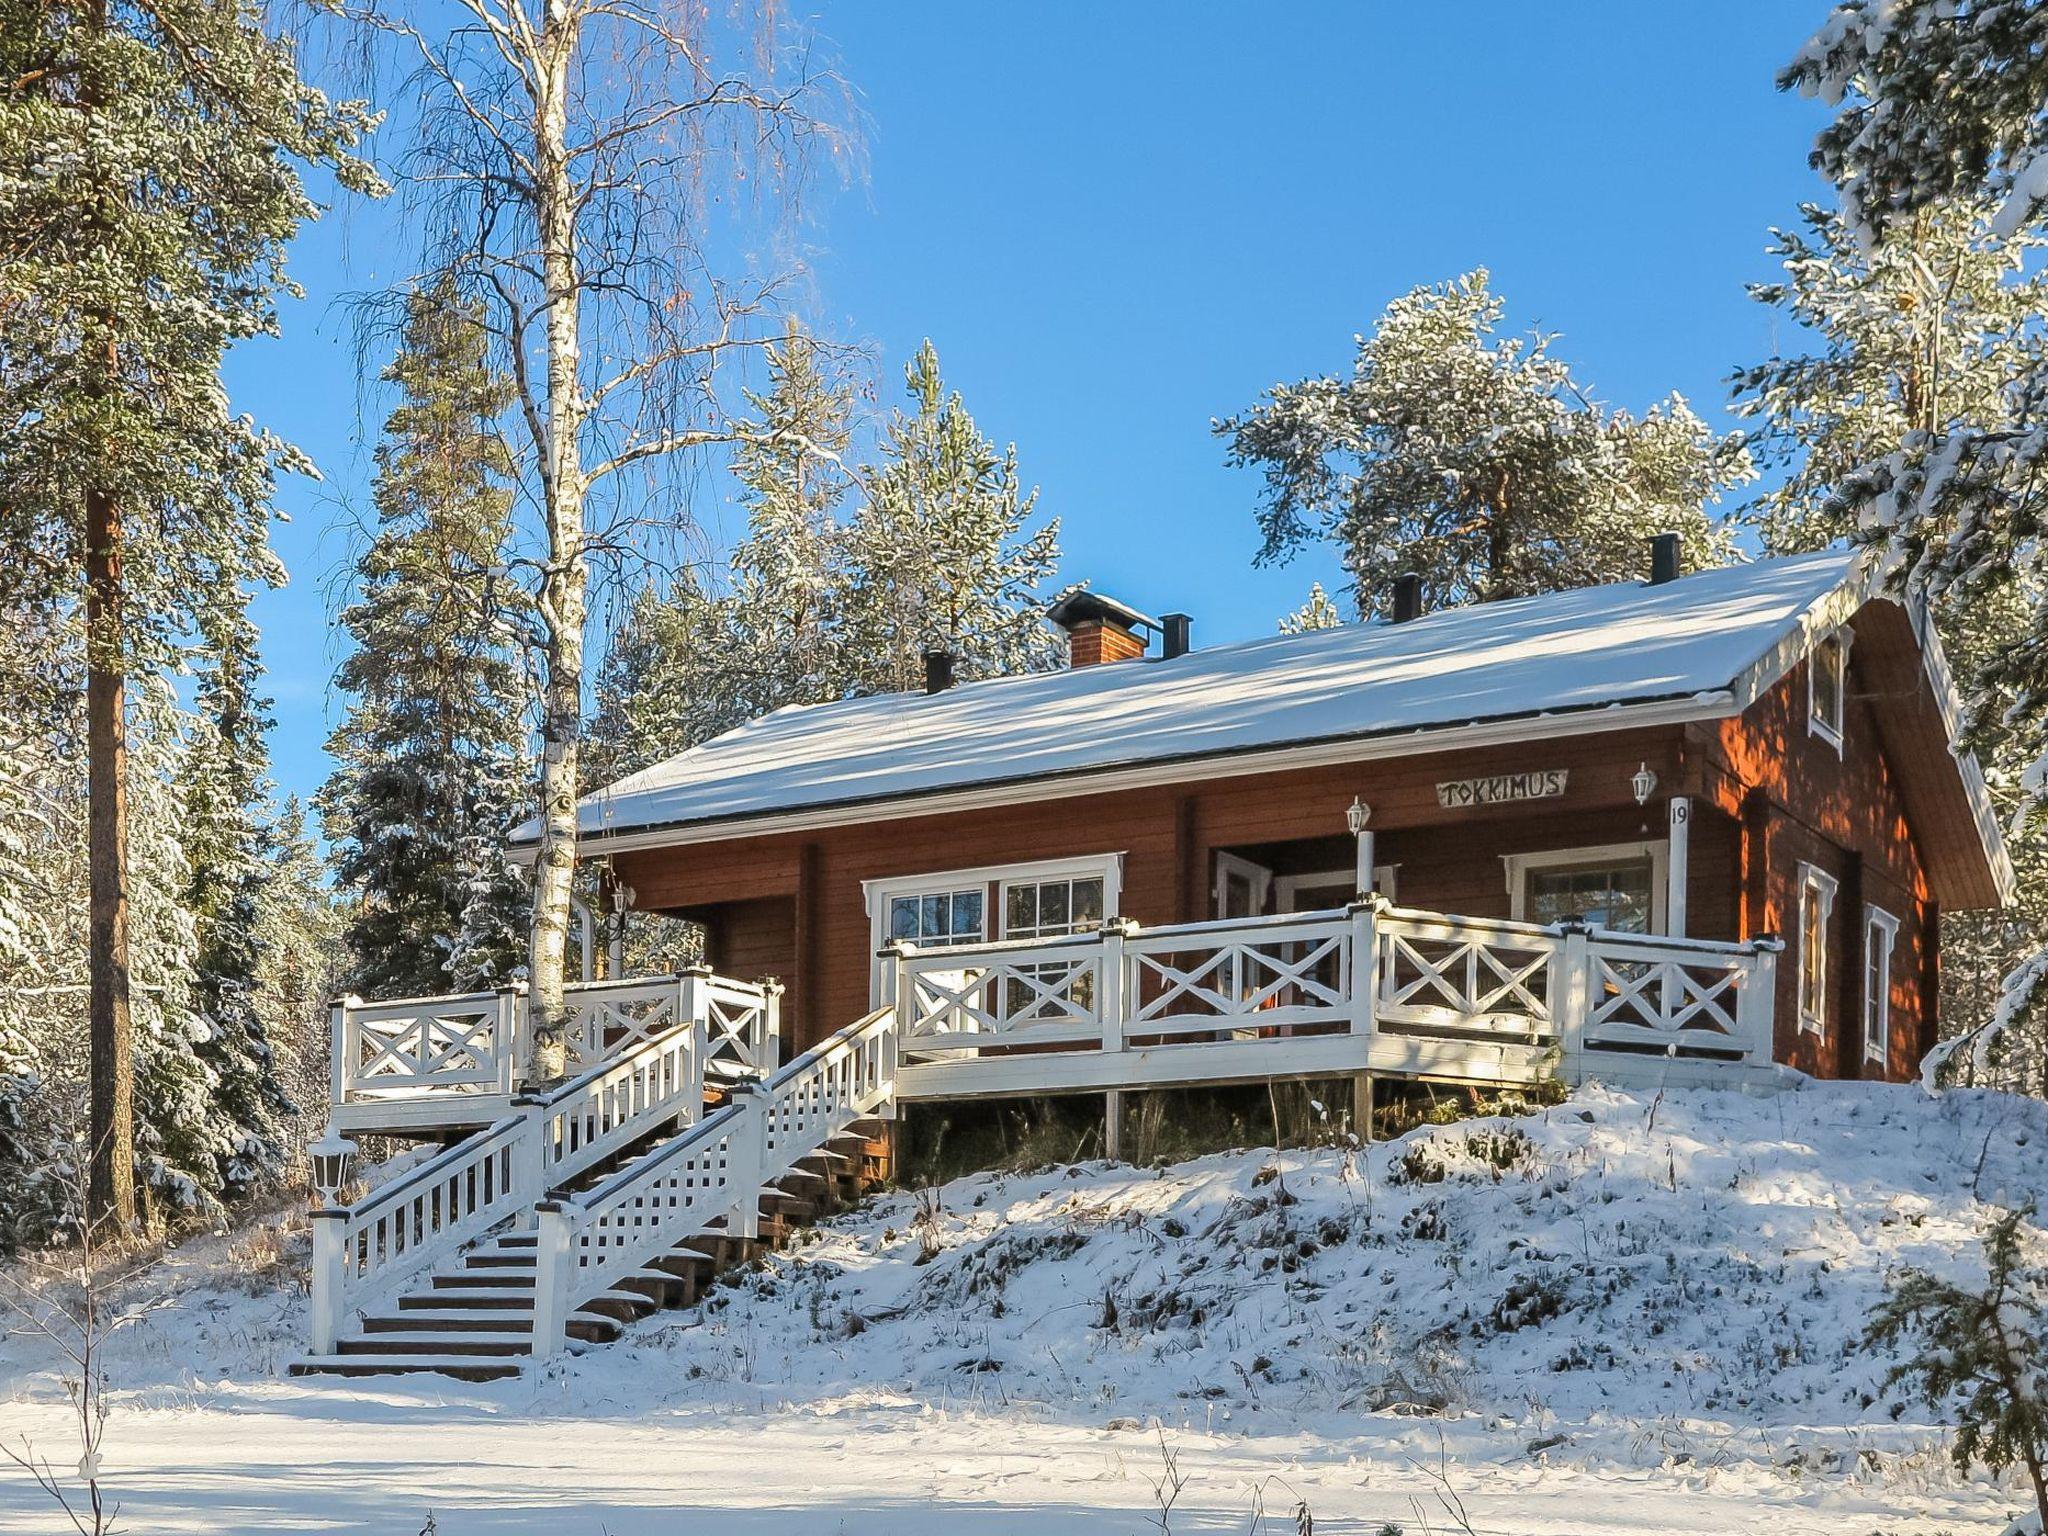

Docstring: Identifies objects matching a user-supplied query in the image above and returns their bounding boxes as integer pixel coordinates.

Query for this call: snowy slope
[2,1078,2044,1533]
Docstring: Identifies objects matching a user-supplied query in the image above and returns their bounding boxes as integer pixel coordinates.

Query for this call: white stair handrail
[529,1005,898,1358]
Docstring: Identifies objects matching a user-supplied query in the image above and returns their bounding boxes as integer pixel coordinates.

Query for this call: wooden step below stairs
[291,1118,891,1382]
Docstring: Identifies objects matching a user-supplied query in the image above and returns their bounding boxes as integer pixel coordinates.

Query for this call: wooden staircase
[293,1114,890,1381]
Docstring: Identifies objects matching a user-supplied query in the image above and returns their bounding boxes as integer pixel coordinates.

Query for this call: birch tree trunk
[524,20,587,1081]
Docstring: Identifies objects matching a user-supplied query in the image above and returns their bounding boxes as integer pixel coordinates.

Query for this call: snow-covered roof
[543,549,1971,854]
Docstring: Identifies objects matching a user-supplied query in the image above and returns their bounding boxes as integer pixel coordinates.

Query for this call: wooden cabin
[518,544,2011,1102]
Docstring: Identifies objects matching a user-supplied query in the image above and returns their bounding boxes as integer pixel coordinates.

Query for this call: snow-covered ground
[3,1079,2045,1533]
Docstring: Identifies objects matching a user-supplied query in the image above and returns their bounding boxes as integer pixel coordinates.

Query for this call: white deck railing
[890,901,1781,1083]
[309,968,767,1354]
[329,967,781,1114]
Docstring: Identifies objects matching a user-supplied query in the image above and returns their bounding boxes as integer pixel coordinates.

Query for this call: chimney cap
[1045,586,1161,635]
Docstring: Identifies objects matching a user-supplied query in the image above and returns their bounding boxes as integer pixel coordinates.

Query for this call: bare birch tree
[351,0,848,1075]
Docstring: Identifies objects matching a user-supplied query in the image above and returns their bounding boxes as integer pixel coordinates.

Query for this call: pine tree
[842,340,1064,691]
[0,0,379,1224]
[1734,196,2048,1076]
[1217,270,1751,618]
[323,282,531,1000]
[1781,3,2048,1076]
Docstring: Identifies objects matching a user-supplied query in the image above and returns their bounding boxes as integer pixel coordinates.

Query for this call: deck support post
[309,1209,347,1355]
[1351,1072,1375,1143]
[761,979,784,1073]
[1104,1091,1122,1162]
[529,1200,572,1359]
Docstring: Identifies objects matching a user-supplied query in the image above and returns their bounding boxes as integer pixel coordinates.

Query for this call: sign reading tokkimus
[1435,770,1569,809]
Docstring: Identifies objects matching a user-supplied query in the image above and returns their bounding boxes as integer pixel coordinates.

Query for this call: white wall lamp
[1631,763,1658,806]
[1346,795,1375,897]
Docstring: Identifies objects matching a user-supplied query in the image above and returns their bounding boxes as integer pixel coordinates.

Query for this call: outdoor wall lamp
[1631,763,1658,806]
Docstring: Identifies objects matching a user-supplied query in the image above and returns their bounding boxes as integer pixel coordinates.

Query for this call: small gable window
[1797,862,1838,1036]
[1809,628,1849,753]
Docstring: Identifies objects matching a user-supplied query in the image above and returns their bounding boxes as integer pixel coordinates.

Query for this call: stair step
[403,1289,533,1310]
[433,1268,534,1289]
[338,1332,533,1357]
[291,1353,523,1382]
[363,1310,532,1333]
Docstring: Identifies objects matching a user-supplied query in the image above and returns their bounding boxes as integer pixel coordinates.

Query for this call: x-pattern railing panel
[904,954,1101,1038]
[705,981,772,1073]
[349,1003,503,1090]
[1375,920,1554,1032]
[1587,954,1742,1038]
[1129,932,1349,1023]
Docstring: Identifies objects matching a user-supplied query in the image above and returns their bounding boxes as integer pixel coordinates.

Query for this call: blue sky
[232,2,1833,811]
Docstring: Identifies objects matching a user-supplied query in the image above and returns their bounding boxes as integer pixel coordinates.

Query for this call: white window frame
[1000,867,1114,941]
[1272,865,1400,910]
[1502,840,1669,932]
[863,853,1124,1007]
[1212,851,1274,918]
[1863,903,1900,1064]
[1808,626,1853,756]
[1797,861,1839,1037]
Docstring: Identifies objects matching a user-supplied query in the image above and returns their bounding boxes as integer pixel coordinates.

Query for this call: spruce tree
[324,282,530,1000]
[0,0,379,1224]
[1217,270,1750,618]
[180,611,293,1197]
[1278,583,1345,634]
[843,340,1064,691]
[1734,196,2048,1078]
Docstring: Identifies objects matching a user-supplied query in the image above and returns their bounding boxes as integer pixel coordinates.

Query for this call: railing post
[1742,934,1784,1067]
[1099,919,1132,1055]
[507,1103,547,1228]
[1555,921,1593,1081]
[529,1200,573,1359]
[495,985,523,1095]
[1346,897,1383,1038]
[328,995,360,1108]
[309,1209,348,1355]
[761,978,785,1073]
[724,1082,766,1241]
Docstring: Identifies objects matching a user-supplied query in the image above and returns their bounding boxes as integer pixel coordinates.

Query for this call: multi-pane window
[1524,859,1655,933]
[887,887,985,948]
[1810,630,1847,750]
[1002,874,1105,1021]
[1004,875,1105,940]
[1798,863,1838,1035]
[1864,905,1899,1063]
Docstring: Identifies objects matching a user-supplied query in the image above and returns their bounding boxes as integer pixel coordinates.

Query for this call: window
[1809,628,1849,752]
[1797,863,1839,1035]
[1004,874,1105,940]
[886,887,985,949]
[1863,905,1900,1064]
[1504,841,1667,933]
[864,855,1124,1007]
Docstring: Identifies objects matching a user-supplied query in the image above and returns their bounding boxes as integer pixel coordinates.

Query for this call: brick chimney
[1046,588,1159,668]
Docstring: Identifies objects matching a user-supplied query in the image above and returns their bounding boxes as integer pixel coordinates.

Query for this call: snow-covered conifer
[842,340,1063,691]
[1217,270,1750,618]
[323,282,531,999]
[1278,583,1345,634]
[1735,196,2048,1076]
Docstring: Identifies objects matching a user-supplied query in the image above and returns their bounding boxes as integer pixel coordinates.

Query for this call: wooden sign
[1435,769,1569,809]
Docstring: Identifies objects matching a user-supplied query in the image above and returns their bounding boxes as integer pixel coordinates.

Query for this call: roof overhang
[512,688,1740,862]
